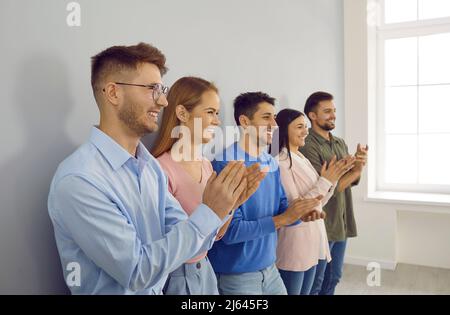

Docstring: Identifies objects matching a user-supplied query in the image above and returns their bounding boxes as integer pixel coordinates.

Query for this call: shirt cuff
[222,212,232,224]
[287,219,302,227]
[259,216,276,234]
[189,204,223,237]
[318,176,333,191]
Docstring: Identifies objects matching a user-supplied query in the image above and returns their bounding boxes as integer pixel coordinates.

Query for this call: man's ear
[176,105,189,123]
[239,115,250,128]
[307,111,317,122]
[103,82,121,106]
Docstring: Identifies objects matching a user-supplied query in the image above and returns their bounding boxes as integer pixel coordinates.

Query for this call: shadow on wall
[0,54,76,294]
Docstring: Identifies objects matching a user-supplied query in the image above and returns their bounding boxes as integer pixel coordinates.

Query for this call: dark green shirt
[300,128,359,241]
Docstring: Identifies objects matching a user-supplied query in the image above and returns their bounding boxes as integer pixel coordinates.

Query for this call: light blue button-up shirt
[48,127,223,294]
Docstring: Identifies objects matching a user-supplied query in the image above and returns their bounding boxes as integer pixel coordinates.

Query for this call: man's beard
[118,103,155,137]
[318,121,335,131]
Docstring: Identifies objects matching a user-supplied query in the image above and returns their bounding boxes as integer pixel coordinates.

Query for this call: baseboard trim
[344,255,398,271]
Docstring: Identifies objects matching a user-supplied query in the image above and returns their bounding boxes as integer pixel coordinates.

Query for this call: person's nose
[157,94,169,108]
[213,115,221,126]
[270,117,277,128]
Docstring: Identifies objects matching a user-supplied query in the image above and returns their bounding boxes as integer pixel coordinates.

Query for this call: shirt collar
[280,147,303,161]
[89,126,150,171]
[222,142,276,171]
[309,127,336,144]
[232,141,270,161]
[136,142,151,162]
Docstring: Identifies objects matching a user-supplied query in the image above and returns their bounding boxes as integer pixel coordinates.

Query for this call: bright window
[377,0,450,194]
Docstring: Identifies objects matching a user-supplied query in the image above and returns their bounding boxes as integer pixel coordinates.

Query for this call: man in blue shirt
[209,92,324,295]
[47,43,256,294]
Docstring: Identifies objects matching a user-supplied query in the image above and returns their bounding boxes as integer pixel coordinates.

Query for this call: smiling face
[183,89,221,144]
[246,102,278,146]
[288,115,309,149]
[115,63,168,136]
[310,99,336,131]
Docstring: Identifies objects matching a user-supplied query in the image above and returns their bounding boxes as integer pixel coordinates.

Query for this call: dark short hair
[304,91,334,120]
[91,42,167,101]
[233,92,275,126]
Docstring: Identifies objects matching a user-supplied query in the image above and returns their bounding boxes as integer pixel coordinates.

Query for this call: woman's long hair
[151,76,218,158]
[272,108,304,169]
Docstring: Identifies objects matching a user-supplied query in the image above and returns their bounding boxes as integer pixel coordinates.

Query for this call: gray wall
[0,0,344,294]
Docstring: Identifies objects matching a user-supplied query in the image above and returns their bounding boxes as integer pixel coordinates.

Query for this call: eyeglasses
[114,82,169,102]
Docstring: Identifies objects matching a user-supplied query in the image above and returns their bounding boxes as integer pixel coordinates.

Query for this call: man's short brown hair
[91,42,168,101]
[304,91,333,121]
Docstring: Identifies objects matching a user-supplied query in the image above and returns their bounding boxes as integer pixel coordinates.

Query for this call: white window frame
[375,0,450,196]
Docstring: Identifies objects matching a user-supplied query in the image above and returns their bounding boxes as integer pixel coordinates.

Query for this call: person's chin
[202,136,212,144]
[327,122,335,130]
[200,131,213,143]
[147,122,159,133]
[265,136,273,145]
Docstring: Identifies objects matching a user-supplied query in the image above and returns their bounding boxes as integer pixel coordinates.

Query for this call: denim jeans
[216,263,287,295]
[163,256,219,295]
[311,239,347,295]
[278,265,317,295]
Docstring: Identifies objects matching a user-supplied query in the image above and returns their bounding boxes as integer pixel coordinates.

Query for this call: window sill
[365,191,450,209]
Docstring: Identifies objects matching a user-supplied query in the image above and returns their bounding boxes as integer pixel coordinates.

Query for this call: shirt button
[196,262,201,269]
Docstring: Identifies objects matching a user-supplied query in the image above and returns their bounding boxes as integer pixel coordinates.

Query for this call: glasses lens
[152,84,162,102]
[151,84,169,102]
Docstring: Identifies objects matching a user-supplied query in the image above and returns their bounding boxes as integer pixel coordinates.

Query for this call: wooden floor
[335,263,450,295]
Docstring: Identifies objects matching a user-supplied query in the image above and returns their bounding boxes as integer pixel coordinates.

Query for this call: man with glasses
[47,43,257,294]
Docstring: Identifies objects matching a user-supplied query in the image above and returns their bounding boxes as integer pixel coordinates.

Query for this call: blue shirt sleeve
[162,170,222,254]
[51,174,222,292]
[211,159,276,245]
[163,187,221,254]
[277,177,289,215]
[219,206,276,245]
